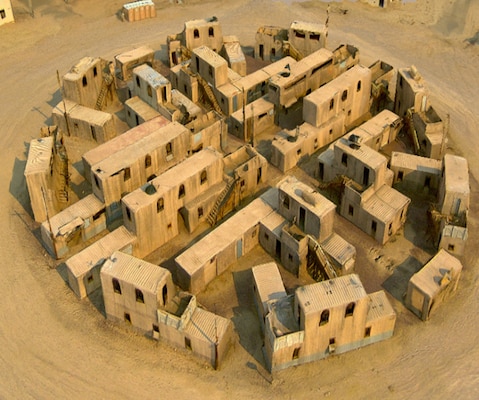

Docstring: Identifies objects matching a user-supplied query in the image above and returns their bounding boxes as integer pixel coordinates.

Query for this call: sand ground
[1,0,479,398]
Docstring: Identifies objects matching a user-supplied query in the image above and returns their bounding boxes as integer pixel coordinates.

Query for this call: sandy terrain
[1,0,479,398]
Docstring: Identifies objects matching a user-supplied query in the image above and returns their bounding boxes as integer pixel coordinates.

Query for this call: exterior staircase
[95,73,114,111]
[196,74,224,115]
[307,235,337,280]
[207,178,238,226]
[283,41,304,61]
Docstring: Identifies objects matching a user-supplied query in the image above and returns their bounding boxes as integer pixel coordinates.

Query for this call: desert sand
[1,0,479,398]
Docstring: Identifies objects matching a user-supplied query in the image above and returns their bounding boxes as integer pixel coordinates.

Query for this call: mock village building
[0,0,14,26]
[41,194,107,259]
[65,226,136,299]
[262,273,396,372]
[90,121,189,221]
[191,46,229,89]
[369,60,395,114]
[121,148,224,258]
[121,0,156,23]
[52,99,117,144]
[82,115,170,183]
[268,44,359,109]
[411,106,445,160]
[405,249,463,321]
[389,152,442,195]
[252,262,287,333]
[255,25,288,62]
[394,65,429,117]
[132,64,171,109]
[157,292,233,369]
[101,251,174,337]
[24,136,56,223]
[167,17,224,67]
[62,57,112,110]
[220,35,247,77]
[124,96,161,128]
[287,21,328,58]
[229,97,275,142]
[184,111,225,153]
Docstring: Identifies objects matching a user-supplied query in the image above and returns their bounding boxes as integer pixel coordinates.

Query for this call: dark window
[425,176,431,188]
[90,126,97,141]
[167,222,172,229]
[193,29,199,39]
[94,175,100,189]
[198,207,203,218]
[329,129,333,135]
[345,302,355,317]
[292,347,300,360]
[208,65,213,78]
[124,167,131,181]
[365,326,371,338]
[153,324,159,333]
[200,170,207,184]
[82,76,87,87]
[147,85,152,97]
[283,195,290,209]
[357,80,362,92]
[0,10,6,19]
[295,30,305,39]
[126,207,131,221]
[124,313,131,323]
[397,170,404,181]
[185,337,192,350]
[264,233,269,240]
[157,198,164,213]
[314,138,318,149]
[329,337,336,345]
[297,148,302,156]
[208,27,214,37]
[319,309,329,326]
[342,90,348,101]
[112,278,122,294]
[136,76,140,88]
[448,244,455,251]
[135,288,144,303]
[399,76,403,88]
[310,33,320,41]
[87,275,93,284]
[166,142,172,156]
[329,98,334,110]
[92,209,104,221]
[341,153,348,166]
[93,66,98,77]
[145,154,152,168]
[178,184,185,199]
[371,220,377,234]
[288,254,293,262]
[348,205,354,216]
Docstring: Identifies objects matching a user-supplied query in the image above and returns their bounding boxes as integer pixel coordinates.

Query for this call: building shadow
[10,151,33,219]
[231,268,266,367]
[382,255,423,305]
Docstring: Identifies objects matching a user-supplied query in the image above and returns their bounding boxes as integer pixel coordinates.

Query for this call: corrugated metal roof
[24,137,54,175]
[444,154,469,194]
[66,226,136,277]
[366,290,395,323]
[296,274,366,315]
[390,151,442,171]
[101,251,170,293]
[133,64,169,89]
[185,307,231,343]
[46,194,105,233]
[176,196,275,275]
[321,233,356,266]
[252,262,287,306]
[83,116,170,168]
[410,249,463,297]
[123,0,154,10]
[442,224,468,240]
[92,120,188,177]
[362,184,410,222]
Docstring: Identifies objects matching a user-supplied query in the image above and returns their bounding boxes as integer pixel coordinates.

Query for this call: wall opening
[319,309,330,326]
[135,288,144,303]
[345,302,355,317]
[112,278,122,294]
[185,337,192,350]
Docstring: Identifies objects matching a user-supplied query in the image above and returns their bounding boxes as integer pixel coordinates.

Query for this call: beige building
[263,274,396,372]
[389,151,442,195]
[41,194,107,259]
[65,226,136,299]
[303,64,372,129]
[121,148,224,257]
[369,60,394,114]
[394,65,429,117]
[411,106,445,160]
[220,35,246,77]
[52,99,117,144]
[132,64,171,109]
[405,249,462,321]
[101,251,174,336]
[255,25,288,62]
[287,21,327,58]
[62,57,112,110]
[0,0,14,26]
[157,292,233,369]
[124,96,161,127]
[115,46,155,82]
[268,44,359,109]
[90,121,189,221]
[82,115,170,183]
[24,136,56,223]
[167,17,224,66]
[438,154,469,217]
